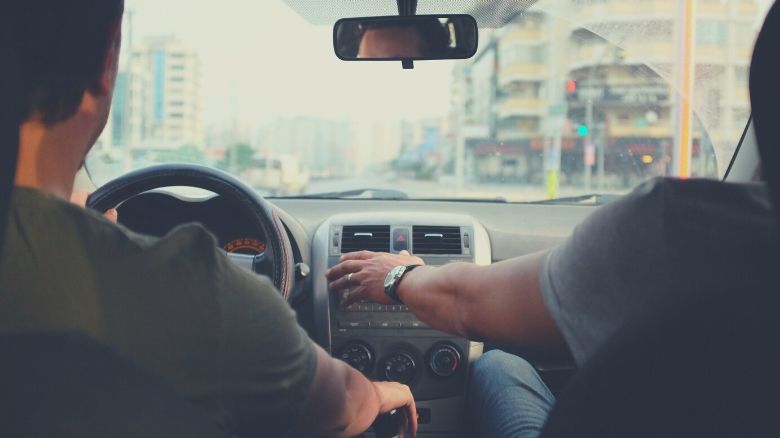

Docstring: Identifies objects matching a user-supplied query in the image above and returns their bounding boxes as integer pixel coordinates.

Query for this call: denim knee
[470,350,541,397]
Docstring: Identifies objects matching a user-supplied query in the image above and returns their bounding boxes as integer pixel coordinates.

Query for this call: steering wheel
[87,163,296,300]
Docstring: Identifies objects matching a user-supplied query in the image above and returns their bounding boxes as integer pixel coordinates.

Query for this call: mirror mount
[396,0,417,17]
[397,0,418,69]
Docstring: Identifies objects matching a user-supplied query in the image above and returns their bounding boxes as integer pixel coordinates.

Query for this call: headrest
[0,7,21,256]
[751,0,780,226]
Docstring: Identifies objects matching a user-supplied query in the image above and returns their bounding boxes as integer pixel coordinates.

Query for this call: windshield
[86,0,772,203]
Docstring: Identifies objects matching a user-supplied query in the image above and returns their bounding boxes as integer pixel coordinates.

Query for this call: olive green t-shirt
[0,187,317,436]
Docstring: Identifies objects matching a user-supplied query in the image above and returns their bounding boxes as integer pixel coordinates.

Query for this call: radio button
[410,321,429,329]
[338,320,368,329]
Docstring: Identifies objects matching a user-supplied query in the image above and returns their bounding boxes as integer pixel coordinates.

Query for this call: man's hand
[372,381,418,437]
[326,250,424,307]
[70,189,118,223]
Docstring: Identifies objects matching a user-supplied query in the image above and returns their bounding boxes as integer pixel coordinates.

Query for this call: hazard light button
[393,228,409,252]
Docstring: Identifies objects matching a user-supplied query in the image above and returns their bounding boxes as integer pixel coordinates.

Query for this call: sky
[123,0,458,126]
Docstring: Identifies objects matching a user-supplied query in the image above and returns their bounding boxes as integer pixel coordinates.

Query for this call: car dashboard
[116,191,595,438]
[310,213,490,435]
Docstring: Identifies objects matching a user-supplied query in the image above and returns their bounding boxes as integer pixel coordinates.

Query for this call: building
[452,31,499,182]
[453,0,765,188]
[121,37,203,151]
[253,117,353,178]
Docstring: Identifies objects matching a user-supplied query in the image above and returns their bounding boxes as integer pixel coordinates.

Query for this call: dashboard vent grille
[341,226,391,253]
[412,226,463,255]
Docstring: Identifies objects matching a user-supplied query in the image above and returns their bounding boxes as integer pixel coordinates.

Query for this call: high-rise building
[123,37,203,150]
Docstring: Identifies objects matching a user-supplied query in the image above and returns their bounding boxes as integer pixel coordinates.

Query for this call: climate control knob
[337,342,374,375]
[429,344,461,377]
[383,353,416,384]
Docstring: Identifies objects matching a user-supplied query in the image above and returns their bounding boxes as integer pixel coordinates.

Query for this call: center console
[312,213,490,437]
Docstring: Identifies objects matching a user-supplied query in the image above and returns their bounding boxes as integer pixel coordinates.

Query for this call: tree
[217,143,255,173]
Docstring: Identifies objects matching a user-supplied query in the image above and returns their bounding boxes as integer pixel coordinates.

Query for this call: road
[303,175,627,202]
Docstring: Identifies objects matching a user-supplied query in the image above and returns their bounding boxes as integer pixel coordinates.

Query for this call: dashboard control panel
[312,213,490,437]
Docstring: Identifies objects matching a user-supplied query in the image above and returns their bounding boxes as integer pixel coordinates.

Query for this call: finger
[328,270,363,292]
[104,208,118,224]
[399,250,410,256]
[406,392,418,437]
[392,384,417,437]
[326,260,363,281]
[342,286,367,308]
[339,250,378,262]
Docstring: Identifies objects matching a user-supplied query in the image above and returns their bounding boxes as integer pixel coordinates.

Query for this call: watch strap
[386,264,422,304]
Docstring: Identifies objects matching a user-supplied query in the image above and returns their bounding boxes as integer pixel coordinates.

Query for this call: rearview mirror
[333,15,478,62]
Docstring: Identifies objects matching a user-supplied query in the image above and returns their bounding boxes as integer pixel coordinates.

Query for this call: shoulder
[13,188,224,270]
[587,177,773,229]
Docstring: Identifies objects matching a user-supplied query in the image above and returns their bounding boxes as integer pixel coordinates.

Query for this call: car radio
[312,213,490,437]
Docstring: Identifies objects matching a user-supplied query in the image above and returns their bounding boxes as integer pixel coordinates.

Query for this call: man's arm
[326,251,566,350]
[211,249,416,437]
[289,345,417,438]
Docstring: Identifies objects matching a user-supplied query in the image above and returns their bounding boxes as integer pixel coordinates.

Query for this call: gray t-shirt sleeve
[540,178,672,365]
[210,248,317,436]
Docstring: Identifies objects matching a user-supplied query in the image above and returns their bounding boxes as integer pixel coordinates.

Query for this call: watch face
[384,266,404,289]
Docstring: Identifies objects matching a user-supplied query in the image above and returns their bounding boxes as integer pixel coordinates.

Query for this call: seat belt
[750,0,780,228]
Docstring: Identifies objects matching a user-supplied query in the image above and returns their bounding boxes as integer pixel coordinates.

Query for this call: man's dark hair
[8,0,124,125]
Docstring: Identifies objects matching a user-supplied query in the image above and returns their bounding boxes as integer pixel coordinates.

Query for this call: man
[327,179,780,435]
[356,19,450,59]
[0,1,416,436]
[337,17,450,59]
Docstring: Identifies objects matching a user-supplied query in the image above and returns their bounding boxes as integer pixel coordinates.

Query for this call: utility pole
[673,0,696,178]
[544,0,567,199]
[454,67,466,191]
[584,94,593,191]
[123,9,135,173]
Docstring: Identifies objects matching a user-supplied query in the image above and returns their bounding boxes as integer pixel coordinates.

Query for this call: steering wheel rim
[87,163,295,300]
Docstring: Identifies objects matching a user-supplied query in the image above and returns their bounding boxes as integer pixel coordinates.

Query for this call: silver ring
[348,273,354,282]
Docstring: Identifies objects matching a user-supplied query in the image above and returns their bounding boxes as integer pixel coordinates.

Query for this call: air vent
[412,226,463,255]
[341,225,391,253]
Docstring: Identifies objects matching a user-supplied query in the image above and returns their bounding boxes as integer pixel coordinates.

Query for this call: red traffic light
[565,79,577,94]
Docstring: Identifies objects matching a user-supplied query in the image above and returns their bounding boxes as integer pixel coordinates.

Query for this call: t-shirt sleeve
[539,178,672,365]
[212,249,317,436]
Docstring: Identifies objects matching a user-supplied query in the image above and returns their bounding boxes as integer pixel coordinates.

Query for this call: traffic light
[565,79,577,95]
[577,124,589,137]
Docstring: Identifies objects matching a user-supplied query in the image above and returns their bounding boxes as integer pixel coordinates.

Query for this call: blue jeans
[467,350,556,438]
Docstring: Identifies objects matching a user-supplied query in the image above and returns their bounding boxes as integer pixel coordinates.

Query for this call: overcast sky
[123,0,457,127]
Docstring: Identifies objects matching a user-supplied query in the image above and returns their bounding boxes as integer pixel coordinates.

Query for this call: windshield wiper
[526,193,620,206]
[285,188,409,200]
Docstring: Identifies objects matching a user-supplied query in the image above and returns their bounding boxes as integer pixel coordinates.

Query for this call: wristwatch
[384,264,422,304]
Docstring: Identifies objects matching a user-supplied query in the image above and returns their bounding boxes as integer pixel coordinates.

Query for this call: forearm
[340,364,383,436]
[397,251,565,349]
[289,346,381,437]
[396,262,481,339]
